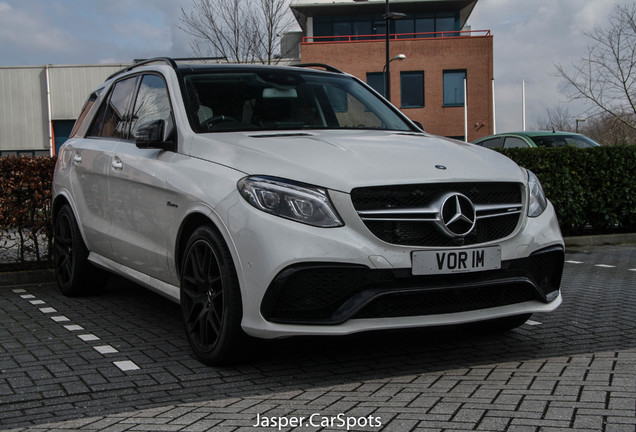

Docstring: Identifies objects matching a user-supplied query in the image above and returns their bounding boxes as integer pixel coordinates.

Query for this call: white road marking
[94,345,119,354]
[15,289,141,371]
[114,360,140,371]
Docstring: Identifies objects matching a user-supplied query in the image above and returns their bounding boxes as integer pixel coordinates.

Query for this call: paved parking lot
[0,245,635,432]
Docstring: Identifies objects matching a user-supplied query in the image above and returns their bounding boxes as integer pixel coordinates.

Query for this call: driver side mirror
[135,119,176,151]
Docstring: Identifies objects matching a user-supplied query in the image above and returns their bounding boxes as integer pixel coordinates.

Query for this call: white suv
[52,58,564,365]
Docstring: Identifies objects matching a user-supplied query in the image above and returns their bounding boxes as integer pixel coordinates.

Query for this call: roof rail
[107,57,179,80]
[292,63,344,74]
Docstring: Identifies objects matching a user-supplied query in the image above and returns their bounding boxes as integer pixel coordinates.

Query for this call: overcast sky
[0,0,627,133]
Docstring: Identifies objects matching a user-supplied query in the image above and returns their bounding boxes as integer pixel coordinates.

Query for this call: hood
[187,130,526,192]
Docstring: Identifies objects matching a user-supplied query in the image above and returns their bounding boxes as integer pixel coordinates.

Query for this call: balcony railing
[302,29,491,44]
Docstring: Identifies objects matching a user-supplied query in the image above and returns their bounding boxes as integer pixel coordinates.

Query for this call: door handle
[73,152,82,164]
[111,156,123,170]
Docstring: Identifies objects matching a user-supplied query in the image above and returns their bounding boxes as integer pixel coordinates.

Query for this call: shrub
[499,146,636,235]
[0,156,56,268]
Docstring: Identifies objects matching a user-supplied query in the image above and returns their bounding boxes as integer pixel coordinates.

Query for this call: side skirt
[88,252,181,303]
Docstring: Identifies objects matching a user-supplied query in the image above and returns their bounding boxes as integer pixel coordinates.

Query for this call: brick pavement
[0,245,634,431]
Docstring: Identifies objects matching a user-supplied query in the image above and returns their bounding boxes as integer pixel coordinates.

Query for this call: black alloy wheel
[53,204,92,296]
[180,225,244,365]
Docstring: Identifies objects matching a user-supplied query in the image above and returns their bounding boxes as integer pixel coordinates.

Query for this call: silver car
[53,58,564,365]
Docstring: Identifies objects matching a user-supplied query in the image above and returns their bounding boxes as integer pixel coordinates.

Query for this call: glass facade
[313,12,459,40]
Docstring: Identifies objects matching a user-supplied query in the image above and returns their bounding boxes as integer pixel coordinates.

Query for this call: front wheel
[180,225,245,365]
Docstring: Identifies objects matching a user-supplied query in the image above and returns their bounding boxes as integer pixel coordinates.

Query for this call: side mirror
[135,119,175,151]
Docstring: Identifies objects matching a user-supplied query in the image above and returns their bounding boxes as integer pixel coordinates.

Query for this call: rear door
[69,75,139,257]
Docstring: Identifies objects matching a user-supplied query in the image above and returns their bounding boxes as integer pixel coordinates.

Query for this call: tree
[535,105,574,132]
[179,0,295,64]
[555,4,636,132]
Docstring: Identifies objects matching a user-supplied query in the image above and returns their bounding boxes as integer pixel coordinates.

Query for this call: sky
[0,0,628,133]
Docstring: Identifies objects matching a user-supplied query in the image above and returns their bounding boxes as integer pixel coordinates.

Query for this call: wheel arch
[175,211,239,281]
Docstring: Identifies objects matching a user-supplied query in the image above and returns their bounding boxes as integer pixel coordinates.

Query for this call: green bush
[0,156,56,268]
[499,146,636,235]
[0,150,633,270]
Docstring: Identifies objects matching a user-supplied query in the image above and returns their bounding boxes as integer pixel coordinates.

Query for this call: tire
[53,204,94,296]
[180,225,245,365]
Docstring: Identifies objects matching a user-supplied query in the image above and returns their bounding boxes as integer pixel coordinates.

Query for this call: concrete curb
[0,268,55,286]
[564,232,636,248]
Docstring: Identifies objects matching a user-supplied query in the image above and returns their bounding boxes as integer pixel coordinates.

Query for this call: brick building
[290,0,493,141]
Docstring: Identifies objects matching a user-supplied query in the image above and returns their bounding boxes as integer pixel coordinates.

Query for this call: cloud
[469,0,625,132]
[0,0,192,66]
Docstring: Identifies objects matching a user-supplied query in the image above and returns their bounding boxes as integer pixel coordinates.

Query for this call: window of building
[443,70,466,107]
[313,12,459,39]
[400,71,424,108]
[366,72,385,97]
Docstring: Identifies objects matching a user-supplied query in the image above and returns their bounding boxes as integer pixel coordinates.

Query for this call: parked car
[52,58,565,365]
[473,131,601,149]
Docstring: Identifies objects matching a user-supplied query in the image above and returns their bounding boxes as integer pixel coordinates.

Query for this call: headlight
[526,169,548,217]
[237,176,344,227]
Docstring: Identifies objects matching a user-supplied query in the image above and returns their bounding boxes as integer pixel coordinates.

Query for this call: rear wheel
[180,225,245,365]
[53,205,94,296]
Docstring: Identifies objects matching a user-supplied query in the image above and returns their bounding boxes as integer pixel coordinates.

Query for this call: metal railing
[302,29,491,44]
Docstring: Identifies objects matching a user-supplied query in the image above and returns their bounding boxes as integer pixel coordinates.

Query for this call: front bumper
[261,246,563,325]
[222,189,564,339]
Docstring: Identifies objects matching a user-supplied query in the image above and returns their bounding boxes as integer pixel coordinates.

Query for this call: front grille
[351,182,523,247]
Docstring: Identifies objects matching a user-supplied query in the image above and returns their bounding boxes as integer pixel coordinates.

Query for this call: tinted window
[477,137,502,149]
[183,70,411,133]
[70,90,101,138]
[400,71,424,108]
[531,135,600,148]
[503,137,529,148]
[443,70,466,106]
[130,75,173,141]
[89,76,139,139]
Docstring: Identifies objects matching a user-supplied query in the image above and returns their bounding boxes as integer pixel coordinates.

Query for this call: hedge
[499,146,636,235]
[0,149,634,269]
[0,156,56,269]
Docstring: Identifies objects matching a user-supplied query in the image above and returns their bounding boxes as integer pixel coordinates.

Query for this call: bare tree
[179,0,294,64]
[581,112,636,146]
[535,105,574,131]
[555,4,636,132]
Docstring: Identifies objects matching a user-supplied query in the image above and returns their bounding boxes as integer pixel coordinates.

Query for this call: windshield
[530,134,601,148]
[181,69,413,133]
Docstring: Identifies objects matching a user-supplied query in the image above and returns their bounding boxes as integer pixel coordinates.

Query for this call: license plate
[412,246,501,275]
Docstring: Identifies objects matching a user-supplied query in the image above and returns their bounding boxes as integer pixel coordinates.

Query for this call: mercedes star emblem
[438,193,476,237]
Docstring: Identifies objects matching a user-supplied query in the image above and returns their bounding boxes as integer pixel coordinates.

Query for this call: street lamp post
[576,118,586,133]
[384,0,406,101]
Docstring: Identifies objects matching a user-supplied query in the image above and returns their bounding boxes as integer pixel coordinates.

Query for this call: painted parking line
[526,319,542,326]
[566,260,636,272]
[12,288,141,372]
